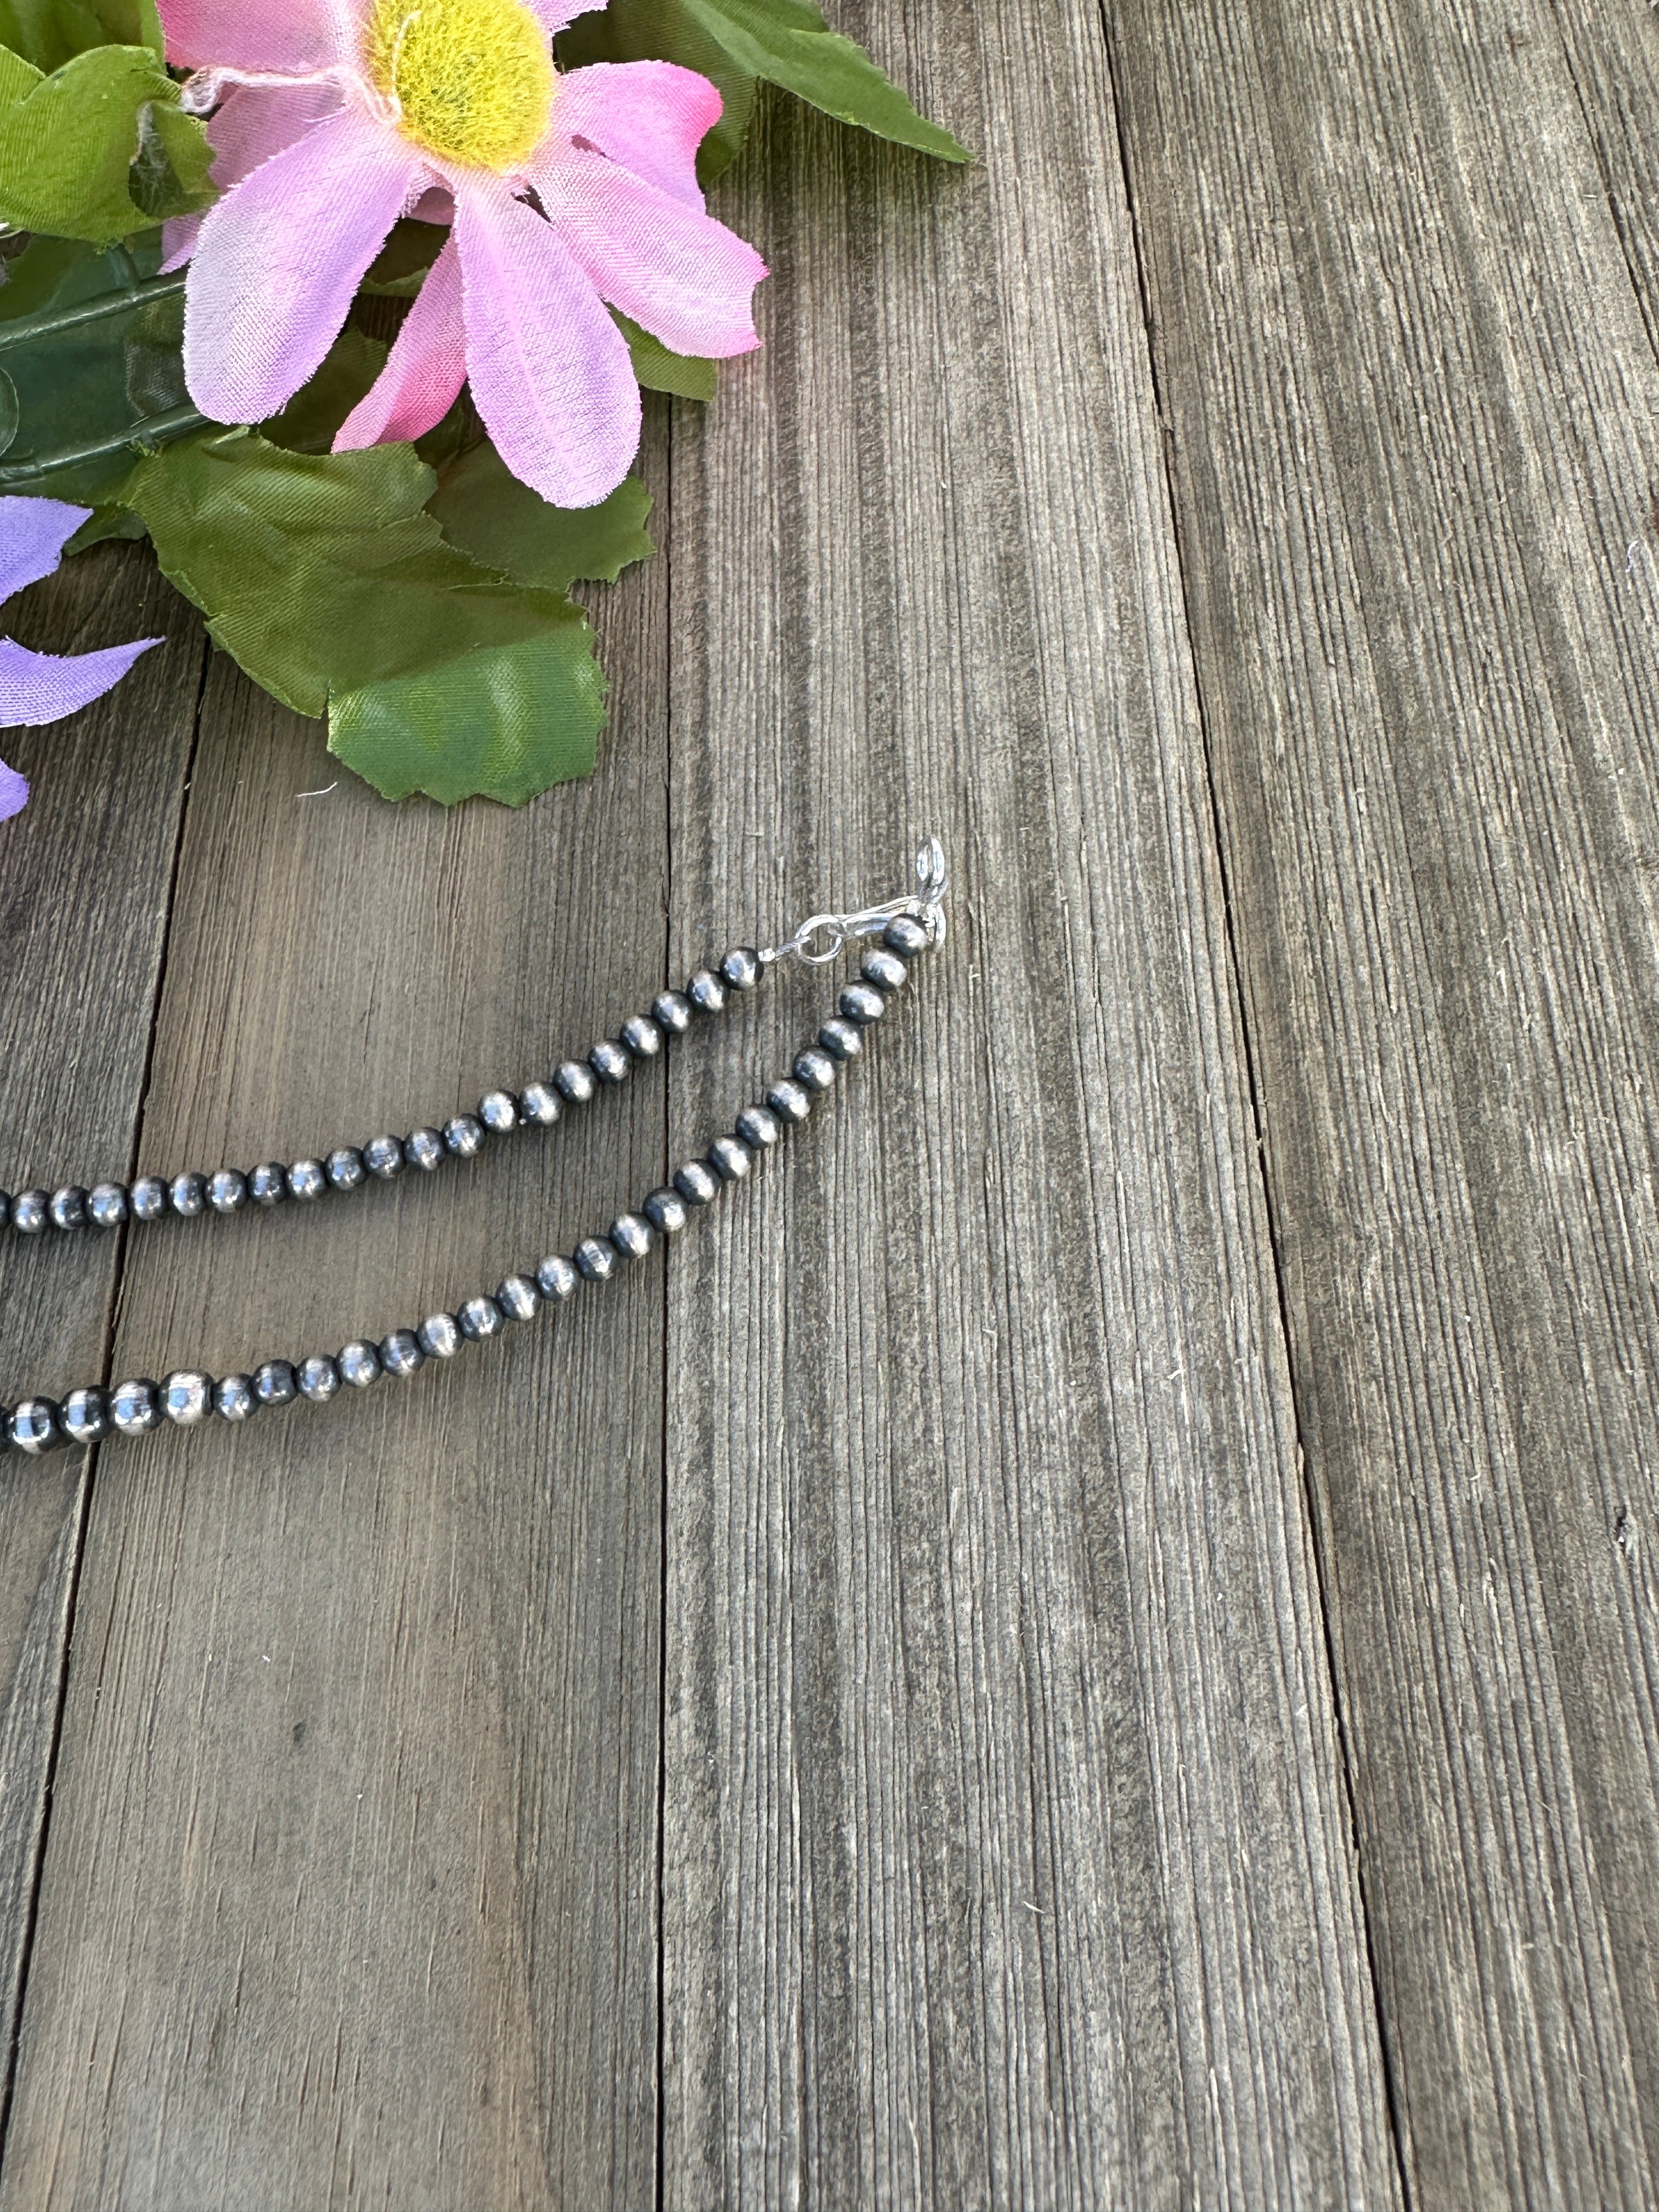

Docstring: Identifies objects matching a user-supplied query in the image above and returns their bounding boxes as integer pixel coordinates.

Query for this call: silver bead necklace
[0,842,950,1455]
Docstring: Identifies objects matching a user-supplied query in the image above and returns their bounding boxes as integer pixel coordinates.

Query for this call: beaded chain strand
[0,845,947,1457]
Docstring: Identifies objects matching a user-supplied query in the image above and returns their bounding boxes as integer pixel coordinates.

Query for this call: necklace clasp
[762,838,950,967]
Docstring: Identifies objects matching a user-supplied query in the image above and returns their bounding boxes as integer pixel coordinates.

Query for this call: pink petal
[0,636,159,729]
[453,179,640,510]
[184,109,426,424]
[161,79,343,271]
[528,0,598,29]
[0,496,88,603]
[536,149,765,359]
[156,0,354,74]
[0,757,26,819]
[335,234,467,450]
[554,61,720,211]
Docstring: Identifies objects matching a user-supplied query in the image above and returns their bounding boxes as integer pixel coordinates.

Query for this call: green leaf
[557,0,757,184]
[428,437,654,592]
[616,312,716,401]
[0,0,162,69]
[261,327,388,454]
[114,427,611,805]
[0,43,213,242]
[558,0,968,171]
[329,619,606,805]
[361,218,448,298]
[681,0,969,162]
[115,429,571,713]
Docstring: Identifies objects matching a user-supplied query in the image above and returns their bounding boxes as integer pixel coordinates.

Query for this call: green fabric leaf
[114,427,610,805]
[361,218,447,298]
[0,0,148,71]
[329,620,606,805]
[558,0,757,184]
[681,0,969,161]
[261,327,389,454]
[617,312,716,401]
[428,437,654,592]
[558,0,967,171]
[0,43,213,242]
[115,429,571,714]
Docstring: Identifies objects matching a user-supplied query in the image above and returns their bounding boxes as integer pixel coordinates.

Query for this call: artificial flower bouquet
[0,0,964,816]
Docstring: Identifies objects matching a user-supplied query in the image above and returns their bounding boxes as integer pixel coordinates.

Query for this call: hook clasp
[761,838,950,967]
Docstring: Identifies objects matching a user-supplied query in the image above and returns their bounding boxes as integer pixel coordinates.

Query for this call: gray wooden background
[2,0,1657,2203]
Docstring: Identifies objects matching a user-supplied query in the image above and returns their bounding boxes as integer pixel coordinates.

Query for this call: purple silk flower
[1,496,160,821]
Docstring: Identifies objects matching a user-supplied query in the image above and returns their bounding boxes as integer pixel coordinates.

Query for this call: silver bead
[674,1160,719,1207]
[297,1355,340,1402]
[708,1136,751,1183]
[620,1015,661,1061]
[170,1172,206,1217]
[61,1387,108,1445]
[652,989,693,1036]
[208,1168,248,1212]
[11,1189,48,1234]
[610,1213,653,1262]
[518,1082,561,1127]
[459,1295,504,1341]
[884,914,931,956]
[839,982,885,1027]
[720,946,761,991]
[555,1060,596,1104]
[589,1040,631,1085]
[326,1147,365,1193]
[736,1105,782,1151]
[496,1274,539,1322]
[793,1048,837,1093]
[111,1378,162,1434]
[253,1359,298,1408]
[10,1398,63,1454]
[215,1374,256,1423]
[364,1135,405,1178]
[162,1370,215,1425]
[129,1176,168,1222]
[687,968,726,1015]
[766,1080,812,1125]
[575,1237,617,1282]
[418,1312,462,1359]
[479,1090,517,1133]
[288,1158,326,1201]
[642,1186,689,1235]
[381,1330,424,1377]
[535,1255,579,1302]
[49,1186,88,1230]
[443,1115,484,1160]
[338,1340,381,1387]
[819,1018,862,1063]
[250,1163,287,1206]
[405,1126,444,1172]
[88,1181,129,1229]
[861,947,908,993]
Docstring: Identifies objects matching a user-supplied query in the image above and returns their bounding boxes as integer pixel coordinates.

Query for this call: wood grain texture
[0,544,201,2112]
[657,0,1398,2201]
[1103,0,1659,2202]
[0,423,672,2210]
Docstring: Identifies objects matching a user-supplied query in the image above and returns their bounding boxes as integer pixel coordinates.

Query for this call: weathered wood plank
[658,0,1401,2200]
[1105,0,1659,2200]
[0,425,671,2209]
[0,544,201,2117]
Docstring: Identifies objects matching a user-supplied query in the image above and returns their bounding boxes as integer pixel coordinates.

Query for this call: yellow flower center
[365,0,555,171]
